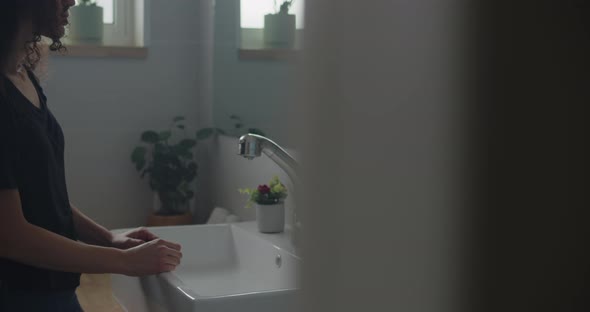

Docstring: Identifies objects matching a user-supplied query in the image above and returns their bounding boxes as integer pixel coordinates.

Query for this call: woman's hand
[111,227,158,250]
[122,239,183,276]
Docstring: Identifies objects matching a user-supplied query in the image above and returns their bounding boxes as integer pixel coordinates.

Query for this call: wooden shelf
[238,28,303,61]
[238,48,300,61]
[51,44,148,59]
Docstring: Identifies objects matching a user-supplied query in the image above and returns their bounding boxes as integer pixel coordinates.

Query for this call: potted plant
[240,176,288,233]
[68,0,104,44]
[131,117,199,226]
[264,0,296,48]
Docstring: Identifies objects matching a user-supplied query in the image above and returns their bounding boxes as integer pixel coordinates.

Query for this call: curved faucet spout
[238,134,302,247]
[238,134,300,189]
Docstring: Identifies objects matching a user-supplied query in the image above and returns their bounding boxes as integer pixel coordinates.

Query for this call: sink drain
[275,254,282,268]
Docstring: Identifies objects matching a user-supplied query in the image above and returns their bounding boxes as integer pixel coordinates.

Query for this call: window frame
[240,0,306,29]
[103,0,136,46]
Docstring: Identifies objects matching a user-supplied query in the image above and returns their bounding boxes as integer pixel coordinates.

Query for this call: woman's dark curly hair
[0,0,65,74]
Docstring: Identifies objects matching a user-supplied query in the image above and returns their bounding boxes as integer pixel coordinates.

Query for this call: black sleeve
[0,100,17,190]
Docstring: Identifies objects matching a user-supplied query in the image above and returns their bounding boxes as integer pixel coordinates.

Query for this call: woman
[0,0,183,310]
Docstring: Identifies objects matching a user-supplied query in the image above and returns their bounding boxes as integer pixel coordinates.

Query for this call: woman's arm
[71,203,159,249]
[70,203,115,247]
[0,189,182,276]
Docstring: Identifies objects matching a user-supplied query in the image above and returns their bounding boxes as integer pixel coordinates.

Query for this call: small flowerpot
[256,202,285,233]
[149,193,192,226]
[68,5,104,44]
[263,13,296,48]
[147,212,193,227]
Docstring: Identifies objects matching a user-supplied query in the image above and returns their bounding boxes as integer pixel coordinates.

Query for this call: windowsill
[51,43,148,59]
[239,28,303,61]
[238,48,299,61]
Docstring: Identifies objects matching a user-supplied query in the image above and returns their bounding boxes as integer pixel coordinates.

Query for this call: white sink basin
[112,222,301,312]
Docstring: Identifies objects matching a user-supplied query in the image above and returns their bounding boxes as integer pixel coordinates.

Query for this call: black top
[0,71,80,291]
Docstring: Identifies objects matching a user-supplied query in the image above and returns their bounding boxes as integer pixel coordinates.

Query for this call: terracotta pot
[146,212,193,227]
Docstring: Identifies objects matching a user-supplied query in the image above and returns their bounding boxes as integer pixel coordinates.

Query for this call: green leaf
[178,139,197,150]
[159,131,172,141]
[239,188,254,195]
[154,143,166,154]
[196,128,215,140]
[141,168,151,179]
[187,162,198,173]
[170,142,194,160]
[131,146,147,164]
[135,160,146,171]
[185,191,195,199]
[141,131,159,144]
[177,125,186,130]
[173,116,185,122]
[235,123,243,129]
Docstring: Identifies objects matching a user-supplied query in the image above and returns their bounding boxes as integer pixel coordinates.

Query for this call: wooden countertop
[76,274,125,312]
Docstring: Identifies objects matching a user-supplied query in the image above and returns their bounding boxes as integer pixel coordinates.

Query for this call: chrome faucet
[238,134,300,186]
[238,134,302,244]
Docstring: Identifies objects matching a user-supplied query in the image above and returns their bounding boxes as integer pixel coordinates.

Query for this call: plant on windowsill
[264,0,297,48]
[69,0,104,44]
[239,176,288,233]
[131,116,200,226]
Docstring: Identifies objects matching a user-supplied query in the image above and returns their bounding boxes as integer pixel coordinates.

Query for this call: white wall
[213,0,296,145]
[42,0,213,229]
[41,0,297,228]
[196,0,303,223]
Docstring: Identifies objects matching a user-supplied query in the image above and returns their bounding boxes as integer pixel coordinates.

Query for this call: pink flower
[258,185,271,194]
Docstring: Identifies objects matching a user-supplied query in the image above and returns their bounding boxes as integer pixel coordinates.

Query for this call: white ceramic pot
[263,14,296,48]
[68,5,104,44]
[256,202,285,233]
